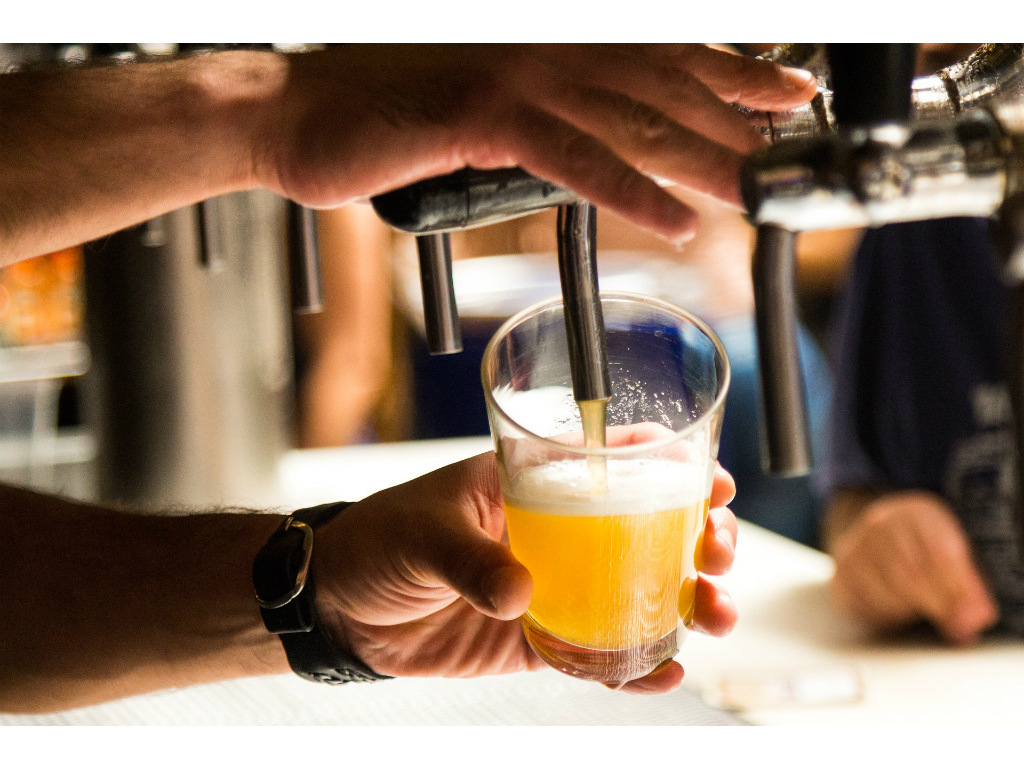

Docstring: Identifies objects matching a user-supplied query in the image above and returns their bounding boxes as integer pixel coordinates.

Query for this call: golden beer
[503,457,707,683]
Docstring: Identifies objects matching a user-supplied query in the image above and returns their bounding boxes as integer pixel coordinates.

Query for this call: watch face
[253,519,314,609]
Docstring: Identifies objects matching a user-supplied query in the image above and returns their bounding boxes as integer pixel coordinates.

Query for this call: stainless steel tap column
[557,203,611,404]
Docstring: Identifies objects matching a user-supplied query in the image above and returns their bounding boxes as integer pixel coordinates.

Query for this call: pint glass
[481,292,730,685]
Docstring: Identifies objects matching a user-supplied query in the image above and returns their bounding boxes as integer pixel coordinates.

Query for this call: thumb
[420,521,533,620]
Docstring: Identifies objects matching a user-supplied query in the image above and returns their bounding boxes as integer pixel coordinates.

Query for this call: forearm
[0,51,285,262]
[0,484,289,713]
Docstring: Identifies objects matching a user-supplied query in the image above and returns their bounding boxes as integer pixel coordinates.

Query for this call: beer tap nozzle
[557,203,611,405]
[751,225,810,475]
[286,201,324,314]
[416,232,463,355]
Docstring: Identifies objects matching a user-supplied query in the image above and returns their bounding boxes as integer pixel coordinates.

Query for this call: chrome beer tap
[371,171,609,407]
[741,43,1024,142]
[741,44,1024,557]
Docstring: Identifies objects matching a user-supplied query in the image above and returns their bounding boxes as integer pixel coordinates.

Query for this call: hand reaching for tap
[0,43,816,262]
[268,45,817,243]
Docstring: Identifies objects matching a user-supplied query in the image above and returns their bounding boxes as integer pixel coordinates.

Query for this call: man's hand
[313,452,738,694]
[265,44,817,247]
[828,491,998,645]
[2,44,815,261]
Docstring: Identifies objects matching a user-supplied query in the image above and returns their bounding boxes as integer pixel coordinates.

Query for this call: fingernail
[783,67,817,91]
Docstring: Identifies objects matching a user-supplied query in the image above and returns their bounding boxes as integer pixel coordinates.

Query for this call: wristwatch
[252,501,393,684]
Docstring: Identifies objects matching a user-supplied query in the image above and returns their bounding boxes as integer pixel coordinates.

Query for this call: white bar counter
[5,437,1023,725]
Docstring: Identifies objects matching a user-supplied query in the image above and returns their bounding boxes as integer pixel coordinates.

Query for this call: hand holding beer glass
[483,292,730,686]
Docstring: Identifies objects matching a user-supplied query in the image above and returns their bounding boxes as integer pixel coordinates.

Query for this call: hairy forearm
[0,484,289,713]
[0,51,286,262]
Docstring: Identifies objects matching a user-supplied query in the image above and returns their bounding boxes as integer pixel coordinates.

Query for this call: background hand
[313,451,739,692]
[829,491,998,645]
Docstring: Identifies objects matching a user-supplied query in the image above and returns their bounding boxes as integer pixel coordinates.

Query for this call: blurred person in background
[816,45,1013,646]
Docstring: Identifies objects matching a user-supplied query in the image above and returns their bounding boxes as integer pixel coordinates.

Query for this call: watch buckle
[256,518,314,610]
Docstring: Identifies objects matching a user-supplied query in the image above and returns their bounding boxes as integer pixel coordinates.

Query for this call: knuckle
[861,503,896,536]
[626,101,675,149]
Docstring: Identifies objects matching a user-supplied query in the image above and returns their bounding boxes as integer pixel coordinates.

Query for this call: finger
[670,45,819,110]
[700,506,737,576]
[688,576,738,636]
[549,421,678,450]
[619,659,685,695]
[477,105,699,246]
[709,464,736,509]
[534,44,769,154]
[417,520,534,621]
[534,83,746,207]
[865,497,994,641]
[862,513,948,622]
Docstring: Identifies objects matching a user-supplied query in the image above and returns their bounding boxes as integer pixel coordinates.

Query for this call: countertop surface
[5,437,1024,725]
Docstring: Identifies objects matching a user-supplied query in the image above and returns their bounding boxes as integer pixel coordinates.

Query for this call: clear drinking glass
[481,291,730,685]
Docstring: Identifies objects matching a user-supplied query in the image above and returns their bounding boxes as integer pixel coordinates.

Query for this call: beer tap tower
[373,43,1024,553]
[374,174,610,413]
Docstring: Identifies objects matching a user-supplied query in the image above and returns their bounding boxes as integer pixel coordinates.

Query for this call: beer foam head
[492,385,580,436]
[506,458,705,516]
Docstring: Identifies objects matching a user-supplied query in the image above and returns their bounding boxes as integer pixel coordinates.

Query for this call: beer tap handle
[286,201,324,314]
[825,43,917,130]
[415,232,463,355]
[372,167,578,234]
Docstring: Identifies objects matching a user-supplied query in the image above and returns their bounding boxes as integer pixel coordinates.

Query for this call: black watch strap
[253,501,393,684]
